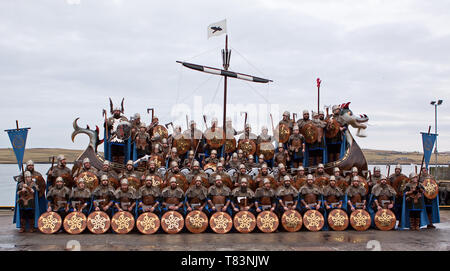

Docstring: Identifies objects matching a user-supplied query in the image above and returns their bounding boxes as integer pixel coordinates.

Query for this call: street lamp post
[430,99,443,179]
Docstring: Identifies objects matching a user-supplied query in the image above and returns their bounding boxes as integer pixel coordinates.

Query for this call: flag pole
[223,34,229,137]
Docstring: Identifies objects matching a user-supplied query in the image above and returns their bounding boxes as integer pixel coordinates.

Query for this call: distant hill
[0,148,449,165]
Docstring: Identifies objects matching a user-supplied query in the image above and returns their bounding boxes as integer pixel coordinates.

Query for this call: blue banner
[4,128,30,171]
[421,132,437,169]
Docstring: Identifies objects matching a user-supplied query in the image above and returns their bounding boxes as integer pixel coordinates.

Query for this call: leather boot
[416,217,421,230]
[19,219,26,233]
[427,213,436,229]
[409,218,415,230]
[28,219,35,233]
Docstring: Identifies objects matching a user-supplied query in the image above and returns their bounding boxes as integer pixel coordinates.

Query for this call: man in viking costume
[74,157,98,179]
[69,179,91,216]
[299,174,324,215]
[105,98,129,164]
[137,176,161,216]
[119,160,141,180]
[326,105,346,162]
[323,176,344,211]
[401,173,427,230]
[255,178,277,213]
[186,160,208,185]
[345,176,367,214]
[370,175,396,212]
[47,177,71,220]
[46,154,72,187]
[231,178,256,215]
[276,175,299,216]
[185,176,209,214]
[287,125,305,168]
[234,164,253,188]
[16,171,40,233]
[97,160,118,181]
[207,175,232,214]
[161,177,185,214]
[274,143,290,168]
[313,163,330,188]
[114,178,137,214]
[92,175,116,217]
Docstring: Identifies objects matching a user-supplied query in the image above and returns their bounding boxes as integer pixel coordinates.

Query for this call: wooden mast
[222,35,230,136]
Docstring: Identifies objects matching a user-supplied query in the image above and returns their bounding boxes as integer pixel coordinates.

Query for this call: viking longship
[70,31,369,176]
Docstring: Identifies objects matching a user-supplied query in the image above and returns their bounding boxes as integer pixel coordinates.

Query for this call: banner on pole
[421,132,437,169]
[4,127,30,171]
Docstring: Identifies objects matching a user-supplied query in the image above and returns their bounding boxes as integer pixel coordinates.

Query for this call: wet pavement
[1,210,449,251]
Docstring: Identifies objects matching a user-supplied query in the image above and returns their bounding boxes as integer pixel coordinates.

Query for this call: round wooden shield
[233,211,256,233]
[314,176,329,188]
[115,121,132,141]
[374,209,396,231]
[336,178,349,192]
[152,125,169,139]
[108,177,119,189]
[63,211,87,234]
[294,177,307,190]
[149,175,165,189]
[274,123,290,144]
[301,123,319,144]
[78,171,99,192]
[327,209,349,231]
[256,211,279,233]
[257,141,275,160]
[392,175,409,195]
[205,127,225,149]
[173,137,191,156]
[38,212,62,234]
[280,210,302,232]
[87,211,111,234]
[149,154,165,169]
[303,210,325,232]
[423,178,439,200]
[185,210,209,233]
[238,139,256,156]
[136,212,160,234]
[111,211,135,234]
[170,173,189,192]
[161,211,184,234]
[325,119,340,139]
[350,209,372,231]
[225,138,237,154]
[60,173,76,188]
[127,176,142,190]
[209,211,233,234]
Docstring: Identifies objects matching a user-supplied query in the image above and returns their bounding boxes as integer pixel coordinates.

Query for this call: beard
[240,186,247,192]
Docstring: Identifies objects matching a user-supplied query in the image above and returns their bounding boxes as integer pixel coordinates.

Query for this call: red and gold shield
[256,211,279,233]
[78,171,99,192]
[336,178,349,192]
[127,176,142,190]
[374,209,396,231]
[59,173,76,188]
[209,211,233,234]
[327,209,349,231]
[224,138,237,154]
[185,210,209,233]
[149,175,165,189]
[87,211,111,234]
[161,211,184,234]
[152,125,169,139]
[205,127,225,149]
[293,176,307,190]
[350,209,372,231]
[423,178,439,200]
[233,211,256,233]
[256,141,275,160]
[238,139,256,156]
[173,137,191,156]
[38,212,62,234]
[111,211,135,234]
[325,119,340,139]
[281,210,302,232]
[314,176,330,188]
[149,154,165,169]
[301,123,319,144]
[274,123,290,144]
[136,212,160,234]
[303,210,325,232]
[63,211,87,234]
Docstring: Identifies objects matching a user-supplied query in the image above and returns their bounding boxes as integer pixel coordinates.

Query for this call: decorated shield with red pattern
[111,211,135,234]
[63,211,87,234]
[87,211,110,234]
[281,210,302,232]
[350,209,371,231]
[303,210,325,231]
[423,178,439,200]
[185,210,208,233]
[233,211,256,233]
[161,211,184,234]
[209,211,233,234]
[38,212,62,234]
[374,209,396,231]
[78,171,99,192]
[327,209,349,231]
[136,212,160,234]
[256,211,279,233]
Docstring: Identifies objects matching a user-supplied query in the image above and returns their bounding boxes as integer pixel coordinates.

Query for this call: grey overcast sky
[0,0,449,152]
